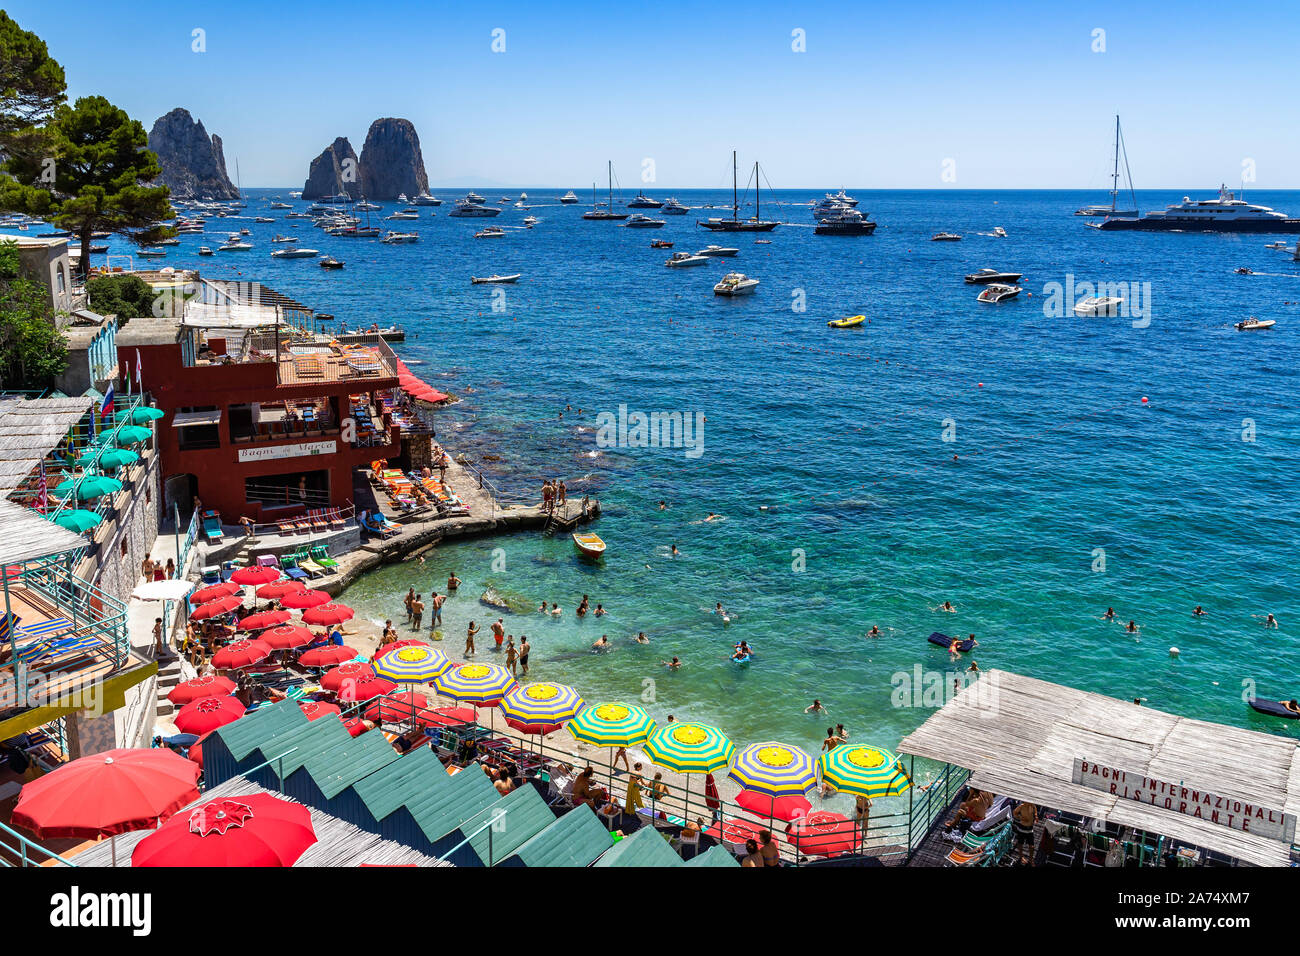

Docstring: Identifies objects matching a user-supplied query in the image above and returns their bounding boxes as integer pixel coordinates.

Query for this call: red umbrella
[211,639,271,670]
[187,732,212,770]
[132,794,317,867]
[175,695,247,735]
[256,580,305,601]
[299,644,358,668]
[417,706,477,728]
[365,691,429,723]
[341,717,369,737]
[374,639,428,658]
[259,624,315,650]
[237,610,292,632]
[280,589,331,609]
[167,675,236,706]
[190,596,242,620]
[336,675,397,703]
[321,661,374,692]
[229,566,282,586]
[303,603,354,626]
[300,701,341,721]
[11,749,200,839]
[786,810,858,858]
[192,582,240,604]
[736,789,813,823]
[704,816,777,851]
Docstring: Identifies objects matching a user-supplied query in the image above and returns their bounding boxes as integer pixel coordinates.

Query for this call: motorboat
[385,211,419,220]
[976,283,1021,303]
[269,201,292,209]
[965,268,1023,284]
[397,193,409,203]
[137,248,166,258]
[155,238,180,246]
[713,272,760,296]
[665,252,709,268]
[650,239,673,249]
[523,216,538,226]
[499,196,513,204]
[1073,296,1124,316]
[828,315,866,328]
[217,240,252,251]
[583,162,629,220]
[412,194,441,206]
[992,226,1007,237]
[319,256,344,269]
[270,246,319,258]
[625,214,665,228]
[448,201,502,217]
[355,201,382,211]
[814,207,877,235]
[627,192,663,208]
[463,192,486,204]
[254,216,275,223]
[474,226,506,238]
[471,274,521,284]
[660,197,689,215]
[1099,185,1300,232]
[825,189,859,207]
[1235,317,1276,331]
[271,234,299,243]
[1266,240,1288,250]
[239,227,251,235]
[573,532,606,560]
[697,151,779,232]
[380,231,419,243]
[932,232,962,241]
[695,245,739,257]
[560,190,580,204]
[198,246,213,256]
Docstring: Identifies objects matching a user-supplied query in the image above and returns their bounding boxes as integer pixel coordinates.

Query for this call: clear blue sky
[9,0,1299,188]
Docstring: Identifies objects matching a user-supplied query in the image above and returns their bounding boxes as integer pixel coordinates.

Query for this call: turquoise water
[53,187,1300,762]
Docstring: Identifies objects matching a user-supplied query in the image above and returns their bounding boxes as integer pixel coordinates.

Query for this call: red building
[115,277,402,524]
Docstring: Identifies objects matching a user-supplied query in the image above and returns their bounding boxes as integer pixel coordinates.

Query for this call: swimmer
[663,656,682,670]
[714,602,731,623]
[934,601,956,613]
[1125,620,1139,633]
[731,641,752,661]
[592,635,611,652]
[550,604,563,617]
[1262,613,1279,628]
[1102,607,1116,621]
[658,500,668,511]
[805,699,827,715]
[635,631,650,644]
[670,543,679,556]
[967,660,980,673]
[705,512,723,522]
[1193,605,1205,617]
[867,625,882,638]
[1284,700,1300,715]
[539,601,548,613]
[594,603,606,616]
[447,572,461,591]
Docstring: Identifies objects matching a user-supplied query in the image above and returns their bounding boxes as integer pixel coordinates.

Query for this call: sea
[19,186,1300,788]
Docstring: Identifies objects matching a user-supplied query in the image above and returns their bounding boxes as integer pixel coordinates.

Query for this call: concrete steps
[155,654,184,718]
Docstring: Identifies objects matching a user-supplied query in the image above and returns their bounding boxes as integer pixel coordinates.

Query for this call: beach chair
[292,355,324,379]
[293,548,327,577]
[309,545,339,570]
[324,508,346,528]
[256,554,280,570]
[306,508,328,531]
[280,554,314,580]
[202,510,224,543]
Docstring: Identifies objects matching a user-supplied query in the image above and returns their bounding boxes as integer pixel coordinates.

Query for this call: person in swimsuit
[1011,801,1037,865]
[592,635,611,652]
[447,572,461,591]
[518,636,531,675]
[935,600,955,613]
[465,621,478,656]
[1193,605,1205,617]
[663,656,681,669]
[504,637,518,675]
[867,625,882,637]
[635,631,650,644]
[805,699,827,715]
[741,839,762,867]
[1125,620,1139,633]
[1264,613,1279,628]
[1102,607,1116,621]
[822,727,840,752]
[758,830,780,867]
[491,618,505,649]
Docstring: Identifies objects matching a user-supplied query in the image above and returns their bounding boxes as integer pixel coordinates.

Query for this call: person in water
[663,656,681,669]
[935,601,956,613]
[447,572,461,591]
[1193,605,1206,617]
[867,625,882,637]
[731,642,751,661]
[594,603,606,616]
[1125,620,1140,633]
[805,699,827,715]
[591,635,611,652]
[670,543,679,556]
[1283,700,1300,715]
[1102,607,1116,621]
[635,631,650,644]
[1263,613,1279,628]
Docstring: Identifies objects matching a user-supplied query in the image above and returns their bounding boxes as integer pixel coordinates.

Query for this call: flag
[99,384,114,426]
[36,460,48,514]
[135,348,142,386]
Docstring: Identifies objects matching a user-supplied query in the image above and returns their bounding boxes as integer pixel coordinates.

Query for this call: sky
[8,0,1300,189]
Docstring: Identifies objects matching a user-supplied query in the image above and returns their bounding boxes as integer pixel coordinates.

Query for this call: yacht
[463,192,486,205]
[932,232,962,241]
[977,283,1021,303]
[412,194,441,206]
[474,226,506,238]
[137,248,166,258]
[385,210,420,220]
[397,193,409,203]
[355,201,382,211]
[627,192,663,209]
[523,216,539,227]
[380,231,419,244]
[269,201,292,209]
[319,256,344,269]
[814,207,877,235]
[625,214,665,228]
[1098,185,1300,232]
[1073,296,1124,316]
[560,191,580,204]
[583,162,630,220]
[271,234,298,243]
[698,151,779,232]
[825,189,859,207]
[217,240,252,251]
[198,246,213,256]
[965,268,1023,285]
[1076,116,1140,218]
[811,197,853,219]
[665,251,709,268]
[270,246,319,259]
[448,201,502,218]
[661,197,689,215]
[254,216,276,223]
[695,245,739,257]
[713,272,760,296]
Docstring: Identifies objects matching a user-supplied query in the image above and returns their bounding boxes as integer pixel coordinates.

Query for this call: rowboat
[828,315,865,328]
[572,532,606,559]
[470,274,521,284]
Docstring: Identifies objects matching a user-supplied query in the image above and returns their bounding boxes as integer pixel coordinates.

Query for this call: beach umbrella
[132,794,316,868]
[736,789,812,823]
[190,596,243,620]
[76,446,138,469]
[300,701,341,721]
[567,702,657,787]
[237,610,292,632]
[113,425,153,444]
[256,580,305,601]
[336,674,397,704]
[500,682,584,735]
[192,581,241,604]
[298,644,359,668]
[167,675,236,706]
[302,603,354,626]
[280,589,330,609]
[786,810,858,858]
[374,638,426,657]
[114,406,165,424]
[321,661,373,692]
[372,643,451,684]
[132,579,195,602]
[174,695,247,735]
[365,691,430,724]
[645,722,735,822]
[258,624,315,650]
[187,733,212,771]
[51,508,103,533]
[704,816,780,855]
[417,706,477,727]
[433,662,516,707]
[211,639,271,670]
[53,475,122,501]
[11,749,200,840]
[229,566,282,586]
[817,744,912,799]
[729,742,817,799]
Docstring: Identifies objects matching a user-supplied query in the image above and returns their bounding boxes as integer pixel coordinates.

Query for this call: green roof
[593,825,683,867]
[498,804,612,867]
[259,714,352,782]
[684,845,741,867]
[462,785,556,866]
[294,729,401,800]
[349,747,448,823]
[210,700,307,761]
[407,766,500,845]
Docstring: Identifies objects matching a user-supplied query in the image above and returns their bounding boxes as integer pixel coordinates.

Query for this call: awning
[172,410,222,428]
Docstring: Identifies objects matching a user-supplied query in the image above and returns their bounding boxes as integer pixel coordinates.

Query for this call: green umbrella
[644,721,735,821]
[113,425,152,444]
[114,406,164,424]
[817,744,912,799]
[76,447,139,469]
[52,509,103,533]
[53,476,123,501]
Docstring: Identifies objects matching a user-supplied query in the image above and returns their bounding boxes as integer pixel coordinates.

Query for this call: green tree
[0,240,68,390]
[85,272,155,324]
[0,10,66,141]
[2,95,173,275]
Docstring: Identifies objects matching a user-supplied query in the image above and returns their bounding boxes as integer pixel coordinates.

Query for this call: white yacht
[1073,296,1124,316]
[412,194,441,206]
[271,234,298,243]
[625,214,665,228]
[474,226,506,238]
[463,191,486,205]
[380,231,419,244]
[270,246,319,259]
[665,251,709,268]
[269,201,292,209]
[696,245,739,257]
[385,211,419,220]
[713,272,759,296]
[523,216,539,227]
[448,200,502,218]
[355,201,382,211]
[1100,185,1300,232]
[965,268,1023,285]
[661,197,689,215]
[559,190,580,204]
[217,240,252,251]
[977,283,1021,303]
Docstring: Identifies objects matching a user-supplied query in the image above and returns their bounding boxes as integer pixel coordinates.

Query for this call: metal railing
[0,820,77,868]
[11,557,131,667]
[243,483,333,509]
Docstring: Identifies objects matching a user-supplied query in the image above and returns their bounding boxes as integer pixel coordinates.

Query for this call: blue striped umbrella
[372,643,451,684]
[729,742,817,798]
[432,662,516,706]
[499,682,584,735]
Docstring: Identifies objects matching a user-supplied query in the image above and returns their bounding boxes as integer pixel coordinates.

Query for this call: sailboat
[697,151,779,232]
[1076,116,1139,218]
[583,161,629,220]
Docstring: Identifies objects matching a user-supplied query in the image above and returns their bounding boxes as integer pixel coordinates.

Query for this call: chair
[295,549,327,577]
[309,545,339,570]
[202,510,224,543]
[280,554,311,581]
[255,554,280,569]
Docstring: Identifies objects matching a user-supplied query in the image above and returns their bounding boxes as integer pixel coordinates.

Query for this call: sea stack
[302,137,360,199]
[357,118,429,200]
[147,108,240,200]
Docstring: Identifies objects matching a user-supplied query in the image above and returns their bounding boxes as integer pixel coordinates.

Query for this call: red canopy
[280,589,331,610]
[704,817,777,849]
[417,706,477,727]
[259,624,316,650]
[237,610,292,632]
[192,582,241,604]
[321,661,374,692]
[190,596,242,620]
[229,566,282,586]
[364,691,429,723]
[211,639,271,670]
[174,695,247,735]
[256,580,306,601]
[336,675,397,703]
[341,717,369,737]
[735,790,813,823]
[300,701,341,721]
[299,644,358,668]
[785,810,859,858]
[187,732,212,770]
[303,603,354,626]
[132,794,317,868]
[11,749,200,839]
[167,674,236,706]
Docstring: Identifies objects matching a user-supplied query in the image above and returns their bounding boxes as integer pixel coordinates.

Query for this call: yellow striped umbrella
[644,722,735,821]
[818,744,912,798]
[499,682,584,735]
[728,742,817,798]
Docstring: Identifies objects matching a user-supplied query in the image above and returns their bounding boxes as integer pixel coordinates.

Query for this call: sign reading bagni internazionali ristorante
[1072,758,1297,843]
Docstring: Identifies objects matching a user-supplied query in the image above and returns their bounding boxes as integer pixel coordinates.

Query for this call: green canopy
[114,406,165,424]
[113,425,152,444]
[52,509,103,533]
[53,475,123,501]
[76,447,139,469]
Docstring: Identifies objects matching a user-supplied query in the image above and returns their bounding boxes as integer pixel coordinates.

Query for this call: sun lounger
[202,510,224,543]
[256,554,280,569]
[309,546,339,570]
[324,508,346,528]
[280,554,314,580]
[293,355,324,378]
[16,616,71,640]
[306,508,328,531]
[295,550,327,577]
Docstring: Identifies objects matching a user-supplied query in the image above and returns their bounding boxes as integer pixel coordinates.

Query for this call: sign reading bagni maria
[1072,759,1296,843]
[237,440,337,463]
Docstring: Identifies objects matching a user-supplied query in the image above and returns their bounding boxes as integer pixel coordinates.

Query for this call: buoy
[1141,397,1149,404]
[1169,647,1180,657]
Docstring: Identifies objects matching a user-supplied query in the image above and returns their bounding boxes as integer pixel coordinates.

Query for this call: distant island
[301,118,429,201]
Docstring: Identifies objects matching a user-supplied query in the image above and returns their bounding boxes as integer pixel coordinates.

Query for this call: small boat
[254,216,275,223]
[572,531,606,559]
[270,234,299,243]
[155,238,180,246]
[319,256,344,269]
[666,252,709,268]
[385,211,419,220]
[217,240,252,251]
[198,246,214,256]
[714,272,759,296]
[239,227,251,235]
[270,246,319,259]
[627,192,663,209]
[559,190,580,204]
[828,315,865,328]
[1235,317,1275,331]
[660,197,689,215]
[928,631,976,653]
[977,283,1021,303]
[755,239,772,244]
[137,248,166,258]
[471,274,521,284]
[624,213,665,228]
[992,226,1007,237]
[650,240,673,249]
[1234,267,1253,275]
[964,268,1023,285]
[463,192,486,205]
[355,201,382,211]
[696,245,739,257]
[269,201,292,209]
[1247,698,1300,719]
[523,216,538,227]
[448,201,502,218]
[474,226,506,238]
[411,194,441,206]
[1073,296,1124,316]
[932,232,962,241]
[380,231,419,244]
[1265,240,1288,250]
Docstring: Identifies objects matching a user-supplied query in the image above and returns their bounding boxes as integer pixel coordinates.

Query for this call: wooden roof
[897,669,1300,867]
[0,498,88,565]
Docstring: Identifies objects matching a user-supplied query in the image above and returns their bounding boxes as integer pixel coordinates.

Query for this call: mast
[1110,115,1120,213]
[754,161,761,221]
[608,160,613,210]
[732,150,738,221]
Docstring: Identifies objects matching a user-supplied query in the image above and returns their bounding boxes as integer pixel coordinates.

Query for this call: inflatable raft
[1248,698,1300,719]
[928,631,976,653]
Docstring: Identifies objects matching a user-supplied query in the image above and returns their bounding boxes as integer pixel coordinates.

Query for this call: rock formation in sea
[301,137,360,199]
[357,118,429,200]
[147,108,240,200]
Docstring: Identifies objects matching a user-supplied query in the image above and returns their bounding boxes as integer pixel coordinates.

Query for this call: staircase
[155,653,184,718]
